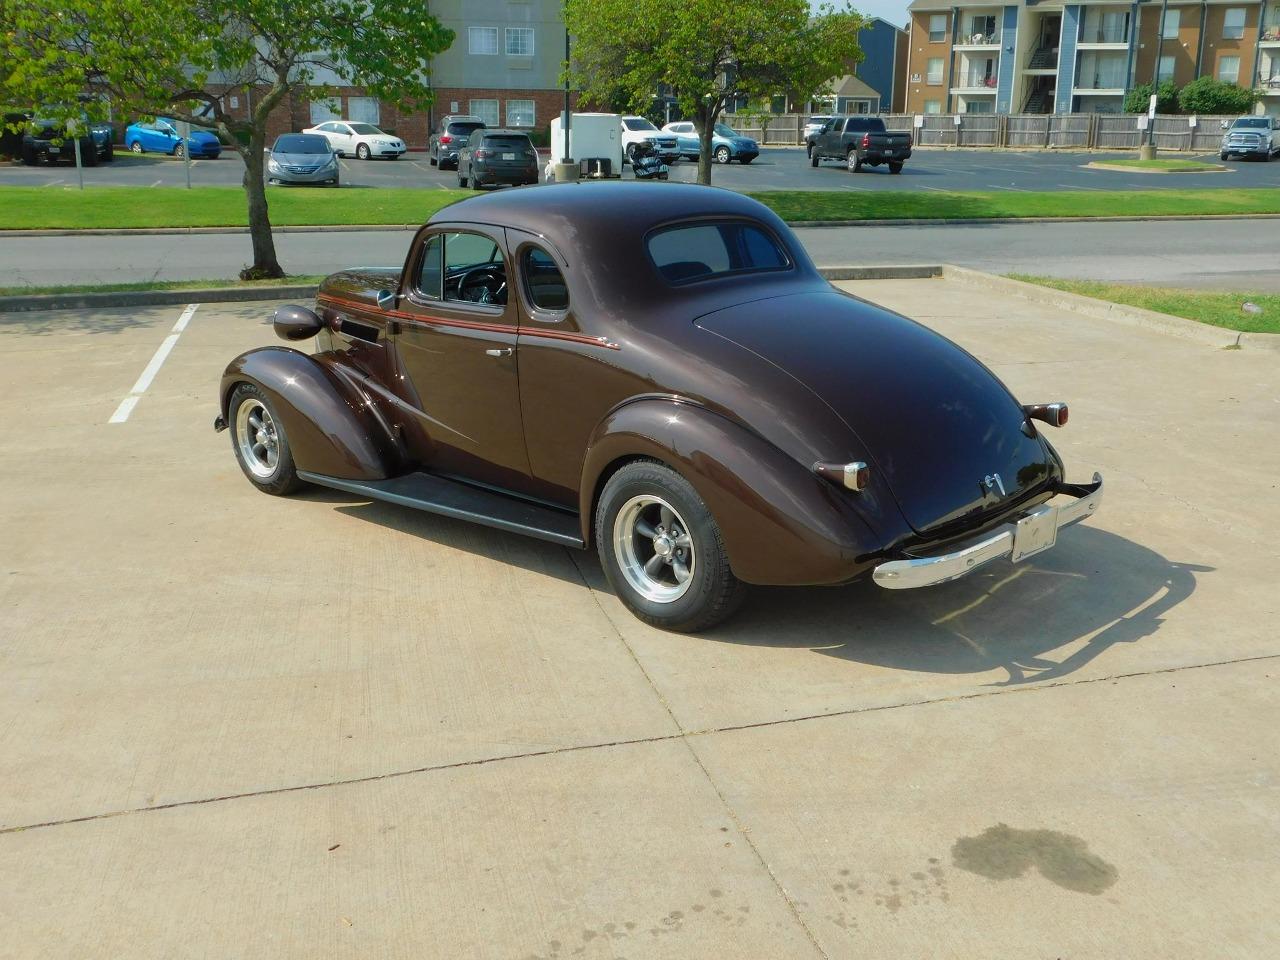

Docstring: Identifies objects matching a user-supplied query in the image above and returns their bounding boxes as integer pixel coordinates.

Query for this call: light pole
[555,25,579,181]
[1141,0,1170,159]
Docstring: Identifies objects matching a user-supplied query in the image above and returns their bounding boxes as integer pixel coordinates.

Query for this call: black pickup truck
[810,116,912,174]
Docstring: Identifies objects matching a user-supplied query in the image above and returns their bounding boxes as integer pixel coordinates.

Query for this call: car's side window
[416,234,443,299]
[521,245,568,312]
[443,231,507,306]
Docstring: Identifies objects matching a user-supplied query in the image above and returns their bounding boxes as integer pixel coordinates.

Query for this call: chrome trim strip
[873,473,1102,590]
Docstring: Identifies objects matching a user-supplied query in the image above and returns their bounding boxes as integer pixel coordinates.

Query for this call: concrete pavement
[4,217,1279,290]
[2,281,1277,957]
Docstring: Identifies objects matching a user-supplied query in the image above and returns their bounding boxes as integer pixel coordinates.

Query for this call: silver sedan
[265,133,340,187]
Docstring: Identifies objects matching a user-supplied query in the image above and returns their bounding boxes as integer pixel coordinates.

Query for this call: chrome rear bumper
[873,473,1102,590]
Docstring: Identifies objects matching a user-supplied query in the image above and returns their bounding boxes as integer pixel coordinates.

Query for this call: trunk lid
[695,289,1057,536]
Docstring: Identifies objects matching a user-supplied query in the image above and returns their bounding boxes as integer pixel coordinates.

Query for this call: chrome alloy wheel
[235,399,280,479]
[612,495,696,603]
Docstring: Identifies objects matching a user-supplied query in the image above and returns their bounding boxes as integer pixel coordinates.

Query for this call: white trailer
[548,112,622,180]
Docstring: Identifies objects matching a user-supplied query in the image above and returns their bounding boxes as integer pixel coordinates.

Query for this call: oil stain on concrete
[951,823,1118,895]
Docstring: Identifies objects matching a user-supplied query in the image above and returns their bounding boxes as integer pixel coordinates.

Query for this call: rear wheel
[847,148,861,172]
[888,161,903,174]
[357,143,370,160]
[103,142,115,162]
[458,170,468,187]
[596,461,747,632]
[228,383,305,496]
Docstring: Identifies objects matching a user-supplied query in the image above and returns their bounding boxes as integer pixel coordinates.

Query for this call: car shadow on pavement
[715,526,1210,686]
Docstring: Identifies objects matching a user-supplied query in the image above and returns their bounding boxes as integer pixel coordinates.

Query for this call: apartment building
[903,0,1280,115]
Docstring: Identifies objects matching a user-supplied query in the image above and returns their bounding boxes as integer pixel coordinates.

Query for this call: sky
[815,0,910,30]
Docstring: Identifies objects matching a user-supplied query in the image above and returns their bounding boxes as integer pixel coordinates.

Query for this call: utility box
[549,112,622,176]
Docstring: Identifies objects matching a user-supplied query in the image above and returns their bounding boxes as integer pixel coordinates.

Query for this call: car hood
[694,289,1059,536]
[271,151,334,164]
[188,131,220,144]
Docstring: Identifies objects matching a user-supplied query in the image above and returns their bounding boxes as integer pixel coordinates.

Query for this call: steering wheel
[455,266,507,304]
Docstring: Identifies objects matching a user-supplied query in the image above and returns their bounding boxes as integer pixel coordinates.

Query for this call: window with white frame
[926,57,944,84]
[1218,54,1241,83]
[506,99,535,127]
[1223,8,1246,39]
[506,27,534,56]
[309,97,341,124]
[1157,55,1176,83]
[469,26,499,55]
[470,99,499,126]
[347,97,380,125]
[1161,9,1180,39]
[928,14,947,42]
[923,99,942,114]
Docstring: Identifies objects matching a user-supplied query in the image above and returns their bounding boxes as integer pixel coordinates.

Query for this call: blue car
[660,121,759,164]
[124,118,222,158]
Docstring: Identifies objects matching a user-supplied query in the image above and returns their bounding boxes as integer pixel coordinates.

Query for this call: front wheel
[357,143,370,160]
[1220,153,1229,161]
[888,161,903,174]
[714,145,731,164]
[596,461,747,632]
[172,143,184,158]
[810,150,819,167]
[129,140,144,154]
[228,383,305,496]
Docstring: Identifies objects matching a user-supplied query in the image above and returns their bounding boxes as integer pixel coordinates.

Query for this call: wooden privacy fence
[729,113,1239,150]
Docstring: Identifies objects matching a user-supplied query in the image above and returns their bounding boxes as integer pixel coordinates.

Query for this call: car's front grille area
[1227,133,1263,148]
[285,164,324,173]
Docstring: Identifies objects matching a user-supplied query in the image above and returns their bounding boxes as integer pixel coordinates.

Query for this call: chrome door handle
[485,347,514,358]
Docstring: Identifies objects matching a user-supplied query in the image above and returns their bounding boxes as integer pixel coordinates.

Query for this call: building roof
[833,75,882,100]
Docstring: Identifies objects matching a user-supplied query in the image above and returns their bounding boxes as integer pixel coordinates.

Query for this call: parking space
[4,145,1278,192]
[2,282,1278,957]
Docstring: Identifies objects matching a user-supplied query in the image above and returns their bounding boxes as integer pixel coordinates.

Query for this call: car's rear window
[484,135,533,150]
[348,123,382,135]
[647,221,790,285]
[273,134,330,153]
[448,121,485,136]
[847,118,887,132]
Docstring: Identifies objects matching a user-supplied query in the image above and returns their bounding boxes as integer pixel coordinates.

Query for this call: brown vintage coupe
[215,183,1102,631]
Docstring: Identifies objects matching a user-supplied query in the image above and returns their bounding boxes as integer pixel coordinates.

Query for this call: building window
[469,26,499,55]
[1223,8,1246,40]
[926,57,944,84]
[923,99,941,114]
[506,99,535,127]
[1218,55,1242,83]
[1157,55,1176,83]
[1161,9,1180,39]
[469,99,499,126]
[506,27,534,56]
[770,95,788,114]
[309,97,341,124]
[964,99,994,113]
[347,97,380,125]
[928,14,947,42]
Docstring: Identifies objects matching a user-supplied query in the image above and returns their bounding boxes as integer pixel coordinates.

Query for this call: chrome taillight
[814,461,870,492]
[1023,402,1069,427]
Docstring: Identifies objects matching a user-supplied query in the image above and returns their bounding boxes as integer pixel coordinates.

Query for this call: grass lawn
[0,276,323,297]
[3,185,1280,230]
[1089,158,1225,173]
[1009,275,1280,335]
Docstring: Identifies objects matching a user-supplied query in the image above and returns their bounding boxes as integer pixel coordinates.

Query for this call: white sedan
[302,121,405,160]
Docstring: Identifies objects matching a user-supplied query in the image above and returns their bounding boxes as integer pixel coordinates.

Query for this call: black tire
[714,145,731,164]
[172,142,184,159]
[429,147,438,166]
[848,149,861,173]
[1220,153,1229,161]
[596,461,747,632]
[810,150,819,167]
[227,383,305,496]
[20,145,37,166]
[888,161,903,174]
[357,143,370,160]
[806,142,813,158]
[471,175,483,191]
[130,140,144,154]
[103,142,115,162]
[458,172,468,187]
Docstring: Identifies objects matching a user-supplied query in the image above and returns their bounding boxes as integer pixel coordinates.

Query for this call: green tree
[1124,80,1181,115]
[1,0,452,278]
[564,0,862,184]
[1177,77,1260,115]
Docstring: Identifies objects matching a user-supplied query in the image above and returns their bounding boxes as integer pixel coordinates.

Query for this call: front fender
[220,347,395,481]
[579,398,891,586]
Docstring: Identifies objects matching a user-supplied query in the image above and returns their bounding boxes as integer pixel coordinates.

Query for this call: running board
[297,471,586,548]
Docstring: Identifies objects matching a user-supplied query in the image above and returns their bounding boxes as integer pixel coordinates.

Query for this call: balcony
[955,31,1002,50]
[951,73,999,94]
[1077,25,1129,49]
[1260,28,1280,45]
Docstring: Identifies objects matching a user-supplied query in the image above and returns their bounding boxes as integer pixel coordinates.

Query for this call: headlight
[267,159,281,172]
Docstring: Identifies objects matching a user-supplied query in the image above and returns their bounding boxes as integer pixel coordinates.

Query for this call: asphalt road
[3,218,1275,290]
[5,145,1279,192]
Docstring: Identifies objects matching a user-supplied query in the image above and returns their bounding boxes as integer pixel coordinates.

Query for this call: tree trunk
[696,106,715,185]
[239,125,283,280]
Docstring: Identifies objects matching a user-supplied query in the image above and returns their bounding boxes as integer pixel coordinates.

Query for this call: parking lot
[4,145,1279,192]
[2,279,1277,958]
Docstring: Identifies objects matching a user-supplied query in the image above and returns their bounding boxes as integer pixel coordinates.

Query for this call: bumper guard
[873,473,1103,590]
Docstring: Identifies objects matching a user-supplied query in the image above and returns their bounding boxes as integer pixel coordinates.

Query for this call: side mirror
[376,289,396,311]
[273,304,323,341]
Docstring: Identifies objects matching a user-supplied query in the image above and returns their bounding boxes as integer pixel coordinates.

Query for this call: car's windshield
[1232,118,1269,128]
[624,117,658,131]
[273,134,330,154]
[348,123,383,135]
[713,124,740,138]
[647,220,790,285]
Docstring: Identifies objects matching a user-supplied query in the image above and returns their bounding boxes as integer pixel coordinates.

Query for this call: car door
[139,122,161,151]
[156,121,180,152]
[392,225,532,491]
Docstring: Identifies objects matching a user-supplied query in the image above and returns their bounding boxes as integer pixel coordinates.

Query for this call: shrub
[1124,80,1180,114]
[1177,77,1259,115]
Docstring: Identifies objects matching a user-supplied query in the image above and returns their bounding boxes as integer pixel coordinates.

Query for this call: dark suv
[428,115,486,170]
[457,130,539,189]
[22,113,115,166]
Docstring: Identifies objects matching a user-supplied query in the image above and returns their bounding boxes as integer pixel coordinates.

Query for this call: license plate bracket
[502,152,515,160]
[1011,506,1057,563]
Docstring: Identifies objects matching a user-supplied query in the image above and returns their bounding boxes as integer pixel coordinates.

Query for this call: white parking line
[108,304,198,424]
[43,179,65,187]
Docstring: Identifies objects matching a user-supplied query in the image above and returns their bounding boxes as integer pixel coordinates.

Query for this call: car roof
[477,128,531,137]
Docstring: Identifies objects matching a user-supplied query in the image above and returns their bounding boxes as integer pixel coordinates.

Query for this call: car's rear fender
[579,397,896,586]
[220,347,397,480]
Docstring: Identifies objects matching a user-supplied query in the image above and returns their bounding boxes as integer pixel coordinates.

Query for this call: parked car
[1219,116,1279,161]
[213,182,1103,632]
[457,129,539,189]
[302,120,405,160]
[265,133,339,187]
[620,115,681,164]
[22,113,114,165]
[803,115,834,155]
[124,118,221,158]
[428,115,486,169]
[810,115,912,174]
[660,121,760,164]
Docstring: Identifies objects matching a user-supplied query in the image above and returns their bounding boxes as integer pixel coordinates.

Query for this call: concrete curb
[0,284,317,313]
[1082,162,1229,174]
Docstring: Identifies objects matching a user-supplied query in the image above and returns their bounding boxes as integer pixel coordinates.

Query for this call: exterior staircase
[1023,90,1050,113]
[1029,47,1058,70]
